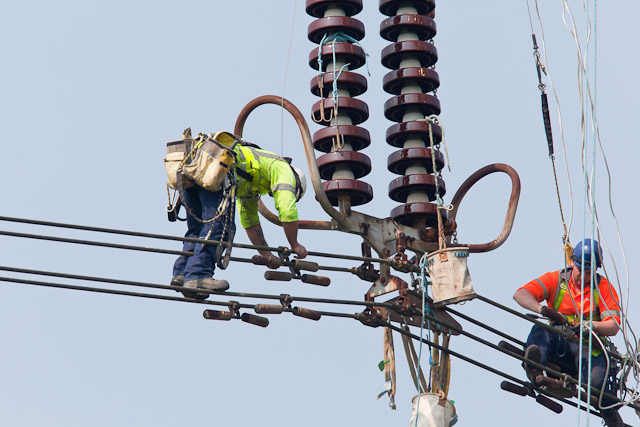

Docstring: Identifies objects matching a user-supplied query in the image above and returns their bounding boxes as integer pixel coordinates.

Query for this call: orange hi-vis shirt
[519,269,621,323]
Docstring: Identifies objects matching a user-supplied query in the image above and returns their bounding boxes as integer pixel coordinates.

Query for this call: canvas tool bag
[164,137,195,190]
[181,131,237,192]
[164,131,238,192]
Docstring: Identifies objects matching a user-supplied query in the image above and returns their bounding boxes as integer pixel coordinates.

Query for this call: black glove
[570,322,592,337]
[540,306,569,326]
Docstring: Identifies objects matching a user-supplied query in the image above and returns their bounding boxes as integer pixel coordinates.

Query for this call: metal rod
[384,321,526,385]
[476,294,576,337]
[477,294,624,360]
[229,256,354,273]
[0,272,627,416]
[0,265,396,309]
[0,215,397,265]
[0,229,358,273]
[445,306,526,347]
[0,276,238,307]
[0,229,190,256]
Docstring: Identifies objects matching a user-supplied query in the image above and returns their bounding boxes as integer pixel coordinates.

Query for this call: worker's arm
[513,288,543,314]
[593,318,619,336]
[245,223,271,257]
[282,221,307,259]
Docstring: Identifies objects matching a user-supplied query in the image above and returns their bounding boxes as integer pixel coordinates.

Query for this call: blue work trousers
[526,323,614,405]
[172,185,235,281]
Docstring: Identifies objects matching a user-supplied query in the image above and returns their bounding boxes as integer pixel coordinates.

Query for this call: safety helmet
[291,166,307,202]
[571,239,602,270]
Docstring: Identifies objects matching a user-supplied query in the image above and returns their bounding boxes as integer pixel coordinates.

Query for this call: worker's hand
[540,306,569,326]
[571,322,592,338]
[291,243,308,259]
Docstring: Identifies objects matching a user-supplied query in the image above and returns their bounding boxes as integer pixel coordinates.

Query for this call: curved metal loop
[233,95,350,230]
[216,236,233,269]
[449,163,521,253]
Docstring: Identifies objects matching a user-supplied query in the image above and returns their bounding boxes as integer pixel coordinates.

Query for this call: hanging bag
[164,132,195,190]
[182,131,238,192]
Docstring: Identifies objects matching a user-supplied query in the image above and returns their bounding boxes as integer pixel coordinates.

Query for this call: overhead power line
[1,265,636,415]
[0,215,407,267]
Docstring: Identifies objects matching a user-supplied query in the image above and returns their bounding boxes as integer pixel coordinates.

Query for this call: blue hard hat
[571,239,602,270]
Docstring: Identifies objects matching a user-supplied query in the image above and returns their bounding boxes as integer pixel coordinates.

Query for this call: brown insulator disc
[383,93,440,122]
[322,179,374,206]
[381,40,438,69]
[307,16,365,44]
[317,151,372,180]
[309,43,367,71]
[312,97,369,126]
[313,125,370,153]
[379,0,435,17]
[310,71,368,98]
[390,202,441,227]
[306,0,363,17]
[380,14,436,42]
[385,120,442,148]
[387,147,444,175]
[388,174,446,202]
[382,67,440,95]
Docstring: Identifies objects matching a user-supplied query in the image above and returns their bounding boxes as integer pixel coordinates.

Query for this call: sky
[1,1,639,426]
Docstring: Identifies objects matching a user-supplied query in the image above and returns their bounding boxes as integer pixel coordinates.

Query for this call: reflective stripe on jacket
[234,145,298,228]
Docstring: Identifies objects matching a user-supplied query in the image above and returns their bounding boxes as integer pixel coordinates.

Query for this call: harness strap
[235,167,253,182]
[553,285,566,311]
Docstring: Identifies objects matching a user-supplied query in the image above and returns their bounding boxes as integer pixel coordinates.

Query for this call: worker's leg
[570,343,615,404]
[570,344,622,425]
[183,187,223,281]
[172,186,201,278]
[525,324,561,365]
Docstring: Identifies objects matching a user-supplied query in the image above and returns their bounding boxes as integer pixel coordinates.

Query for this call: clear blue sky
[1,1,638,426]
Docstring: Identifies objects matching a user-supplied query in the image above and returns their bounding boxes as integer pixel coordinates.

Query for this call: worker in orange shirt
[513,239,623,427]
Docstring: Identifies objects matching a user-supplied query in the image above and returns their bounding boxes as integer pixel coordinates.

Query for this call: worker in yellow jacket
[234,143,308,263]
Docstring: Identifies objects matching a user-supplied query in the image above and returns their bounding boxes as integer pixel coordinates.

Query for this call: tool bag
[182,131,238,192]
[164,130,238,192]
[164,136,195,190]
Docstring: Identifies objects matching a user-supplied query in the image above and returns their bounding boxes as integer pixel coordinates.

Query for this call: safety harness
[542,269,619,356]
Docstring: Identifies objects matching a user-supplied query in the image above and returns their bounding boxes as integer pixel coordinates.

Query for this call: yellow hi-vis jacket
[234,145,298,229]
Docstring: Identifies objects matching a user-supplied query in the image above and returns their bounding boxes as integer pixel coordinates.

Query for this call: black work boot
[600,408,623,427]
[524,345,543,385]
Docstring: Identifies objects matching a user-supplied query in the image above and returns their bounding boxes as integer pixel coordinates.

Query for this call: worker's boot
[170,275,184,287]
[524,345,543,385]
[600,408,623,427]
[183,277,229,300]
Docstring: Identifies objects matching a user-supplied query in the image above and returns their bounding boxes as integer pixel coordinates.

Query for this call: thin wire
[533,0,575,239]
[280,0,297,156]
